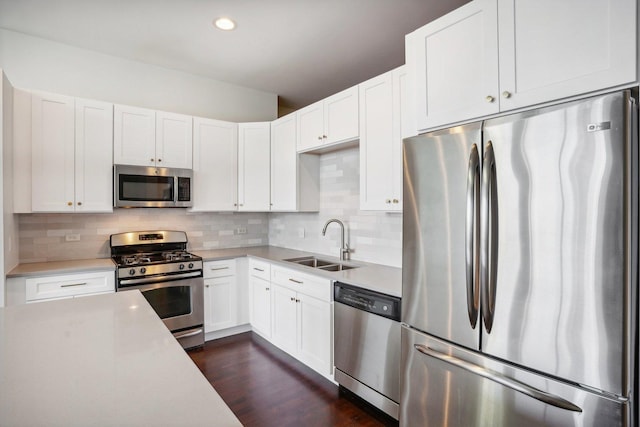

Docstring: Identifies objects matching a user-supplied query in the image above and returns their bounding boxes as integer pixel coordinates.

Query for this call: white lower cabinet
[269,264,333,377]
[203,259,238,333]
[25,271,115,303]
[249,259,272,339]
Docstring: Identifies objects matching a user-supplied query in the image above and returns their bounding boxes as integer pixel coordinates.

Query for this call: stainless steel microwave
[114,165,193,208]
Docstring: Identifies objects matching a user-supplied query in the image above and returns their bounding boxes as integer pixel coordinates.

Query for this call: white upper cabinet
[113,104,155,166]
[114,105,193,169]
[191,117,238,211]
[74,99,114,212]
[296,85,359,152]
[31,92,113,212]
[271,114,319,212]
[155,111,193,169]
[238,122,271,211]
[408,0,637,131]
[497,0,637,111]
[359,66,408,211]
[407,0,499,131]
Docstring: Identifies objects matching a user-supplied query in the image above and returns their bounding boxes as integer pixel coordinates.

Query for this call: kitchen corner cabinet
[408,0,637,132]
[359,66,407,211]
[114,105,193,169]
[191,118,238,211]
[248,259,272,339]
[270,114,319,211]
[203,259,238,333]
[31,92,113,212]
[238,122,271,211]
[296,85,359,152]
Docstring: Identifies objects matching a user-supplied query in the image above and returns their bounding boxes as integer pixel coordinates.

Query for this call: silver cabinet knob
[322,135,327,139]
[317,136,323,140]
[502,91,511,99]
[150,158,155,162]
[158,158,162,162]
[392,199,399,204]
[485,95,495,103]
[385,199,391,204]
[205,284,210,288]
[77,202,82,206]
[67,201,73,206]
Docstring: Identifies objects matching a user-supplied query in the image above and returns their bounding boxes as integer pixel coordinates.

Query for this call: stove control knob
[188,263,194,269]
[129,269,136,276]
[140,267,146,274]
[179,264,185,270]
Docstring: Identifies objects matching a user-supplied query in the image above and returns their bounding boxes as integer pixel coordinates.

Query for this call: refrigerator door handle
[481,141,498,332]
[413,344,583,413]
[465,144,480,328]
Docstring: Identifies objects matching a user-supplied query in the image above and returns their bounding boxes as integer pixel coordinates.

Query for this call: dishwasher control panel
[334,282,401,321]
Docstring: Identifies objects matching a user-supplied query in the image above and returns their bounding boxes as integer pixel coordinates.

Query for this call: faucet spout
[321,219,349,261]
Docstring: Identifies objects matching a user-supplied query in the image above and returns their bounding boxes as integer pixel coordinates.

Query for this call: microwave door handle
[173,176,178,204]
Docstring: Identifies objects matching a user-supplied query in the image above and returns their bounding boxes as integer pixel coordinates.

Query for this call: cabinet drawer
[271,265,331,302]
[26,271,115,302]
[248,258,271,280]
[204,259,237,278]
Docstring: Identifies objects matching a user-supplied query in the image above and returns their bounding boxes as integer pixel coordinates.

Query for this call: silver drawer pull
[210,267,229,271]
[414,344,582,412]
[253,268,265,272]
[289,278,303,284]
[60,282,87,288]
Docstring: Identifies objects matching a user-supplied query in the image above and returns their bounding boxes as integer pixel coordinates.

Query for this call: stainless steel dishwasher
[333,281,401,419]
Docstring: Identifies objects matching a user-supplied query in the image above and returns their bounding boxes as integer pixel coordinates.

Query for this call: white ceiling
[0,0,469,110]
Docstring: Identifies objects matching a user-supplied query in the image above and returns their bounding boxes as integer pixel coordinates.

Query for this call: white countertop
[196,246,402,298]
[0,291,241,427]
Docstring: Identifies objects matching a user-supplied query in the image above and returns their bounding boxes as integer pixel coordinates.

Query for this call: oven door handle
[119,271,202,286]
[173,328,204,340]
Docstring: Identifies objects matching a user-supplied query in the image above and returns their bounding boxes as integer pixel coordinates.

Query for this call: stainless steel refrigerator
[401,90,638,426]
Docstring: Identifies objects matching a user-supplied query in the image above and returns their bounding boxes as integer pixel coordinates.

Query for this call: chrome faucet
[322,219,350,261]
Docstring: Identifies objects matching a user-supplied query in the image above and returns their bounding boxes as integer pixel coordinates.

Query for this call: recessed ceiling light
[214,17,236,31]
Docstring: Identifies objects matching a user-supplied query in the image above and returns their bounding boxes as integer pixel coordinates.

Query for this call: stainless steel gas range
[110,230,204,349]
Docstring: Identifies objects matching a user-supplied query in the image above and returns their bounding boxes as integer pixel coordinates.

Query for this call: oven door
[121,275,204,348]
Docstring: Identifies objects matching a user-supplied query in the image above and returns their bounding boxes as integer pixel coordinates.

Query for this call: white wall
[0,29,277,122]
[1,69,19,307]
[269,147,402,267]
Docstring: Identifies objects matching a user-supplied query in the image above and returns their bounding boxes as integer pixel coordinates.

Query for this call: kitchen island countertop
[0,290,241,427]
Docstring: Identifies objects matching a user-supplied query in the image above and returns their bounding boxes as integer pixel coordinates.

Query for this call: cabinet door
[204,276,237,332]
[297,294,332,376]
[271,284,298,355]
[238,122,270,211]
[13,88,32,213]
[323,85,359,145]
[249,275,271,338]
[192,118,238,211]
[296,101,324,152]
[113,104,156,166]
[497,0,637,111]
[75,99,113,212]
[31,92,75,212]
[359,71,395,211]
[270,114,297,211]
[156,111,193,169]
[409,0,499,131]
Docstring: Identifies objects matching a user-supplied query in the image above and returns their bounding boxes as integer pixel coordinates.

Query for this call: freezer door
[481,91,636,397]
[400,325,630,427]
[403,122,482,349]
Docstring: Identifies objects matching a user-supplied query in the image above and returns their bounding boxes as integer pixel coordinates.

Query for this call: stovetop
[113,250,201,267]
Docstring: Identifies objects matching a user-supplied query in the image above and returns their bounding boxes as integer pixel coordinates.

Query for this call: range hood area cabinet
[14,90,114,213]
[406,0,638,132]
[113,104,193,169]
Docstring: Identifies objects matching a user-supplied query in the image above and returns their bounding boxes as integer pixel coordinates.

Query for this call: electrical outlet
[65,234,80,242]
[236,227,247,235]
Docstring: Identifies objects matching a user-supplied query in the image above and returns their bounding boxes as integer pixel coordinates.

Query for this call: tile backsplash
[18,210,269,263]
[17,146,402,267]
[269,147,402,268]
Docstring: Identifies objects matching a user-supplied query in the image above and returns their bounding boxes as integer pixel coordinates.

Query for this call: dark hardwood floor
[189,332,398,427]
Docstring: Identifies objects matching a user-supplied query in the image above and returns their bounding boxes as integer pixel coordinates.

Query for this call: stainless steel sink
[284,256,358,272]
